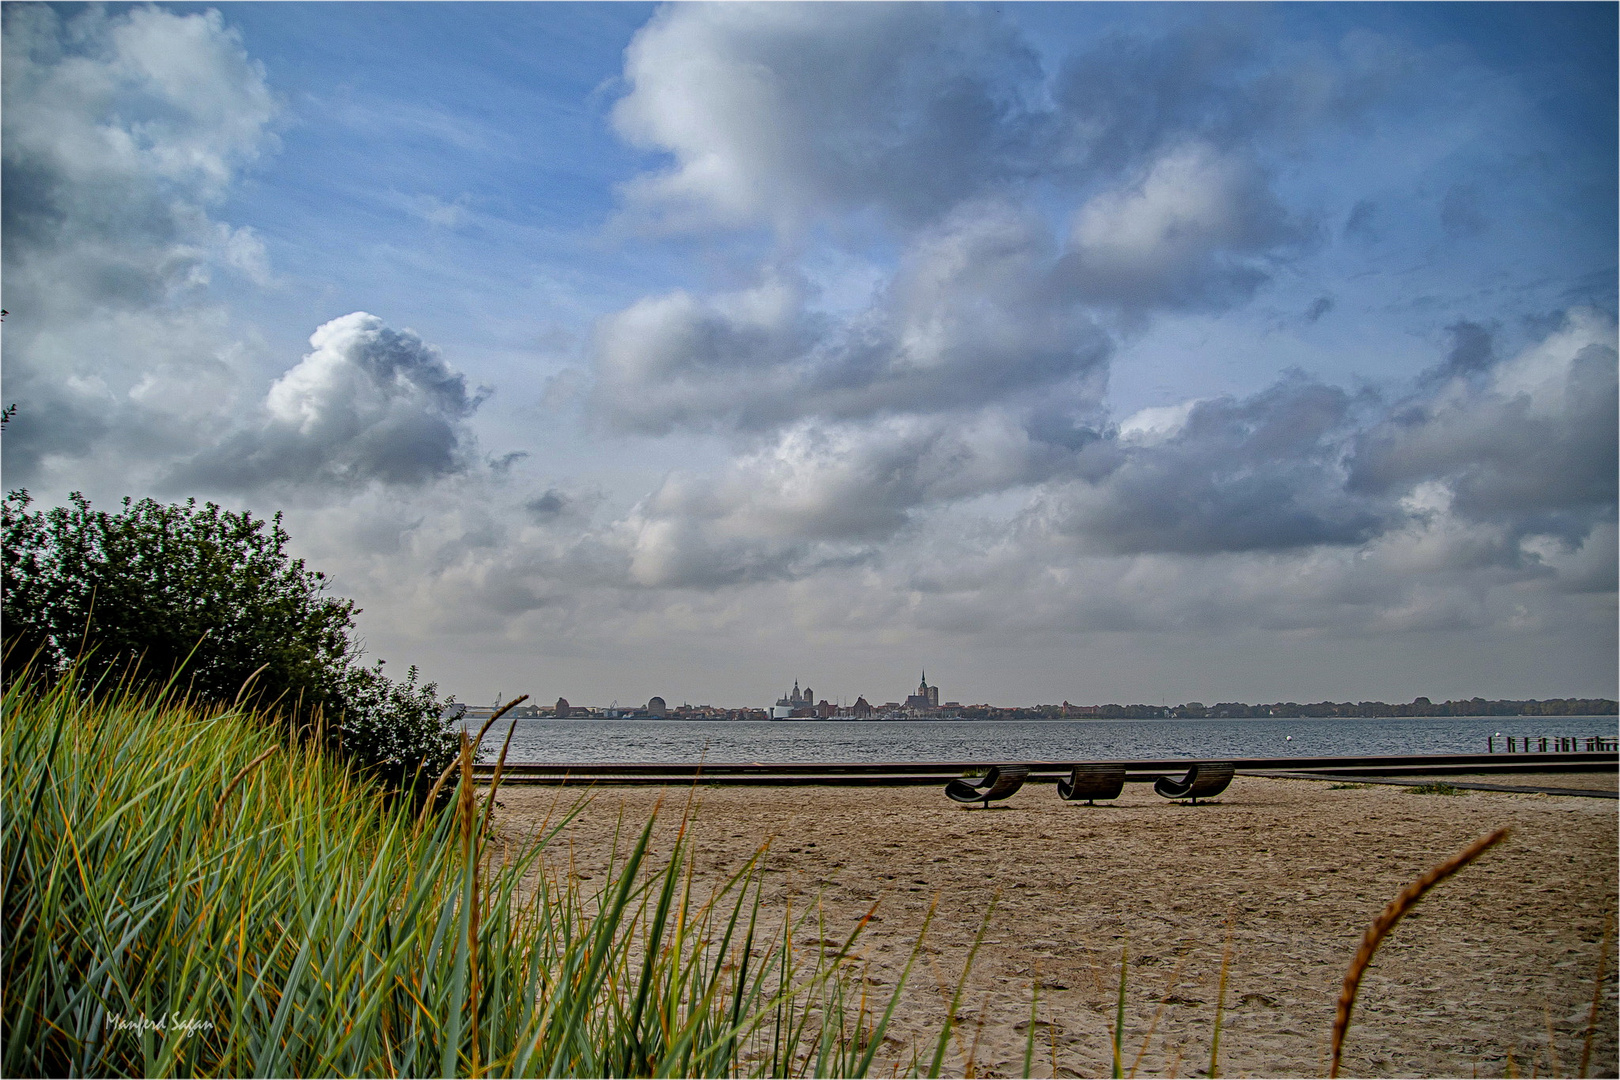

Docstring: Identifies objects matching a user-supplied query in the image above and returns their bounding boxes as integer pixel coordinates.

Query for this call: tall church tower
[916,670,940,709]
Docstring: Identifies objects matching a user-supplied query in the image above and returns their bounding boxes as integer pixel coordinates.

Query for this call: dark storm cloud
[168,313,485,491]
[1031,311,1616,565]
[1046,375,1388,556]
[0,398,112,483]
[1350,309,1617,535]
[615,370,1394,589]
[625,339,1613,590]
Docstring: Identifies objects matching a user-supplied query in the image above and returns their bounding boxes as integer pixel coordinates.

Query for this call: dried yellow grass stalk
[1579,906,1614,1079]
[478,703,522,840]
[1329,826,1511,1078]
[231,662,271,708]
[1208,916,1235,1080]
[211,745,277,825]
[416,693,528,829]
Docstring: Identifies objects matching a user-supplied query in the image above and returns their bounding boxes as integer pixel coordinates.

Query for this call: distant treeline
[959,697,1619,720]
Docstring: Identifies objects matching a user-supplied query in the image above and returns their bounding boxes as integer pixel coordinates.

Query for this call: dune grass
[1407,781,1467,796]
[1,671,939,1077]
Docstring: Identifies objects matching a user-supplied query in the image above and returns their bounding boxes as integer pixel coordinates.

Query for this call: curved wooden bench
[1057,763,1126,804]
[1153,762,1234,804]
[945,765,1029,808]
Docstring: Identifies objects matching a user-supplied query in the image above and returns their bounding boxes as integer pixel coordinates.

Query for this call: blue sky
[4,2,1615,708]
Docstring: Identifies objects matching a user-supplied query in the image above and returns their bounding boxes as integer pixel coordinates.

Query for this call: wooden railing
[1488,735,1618,753]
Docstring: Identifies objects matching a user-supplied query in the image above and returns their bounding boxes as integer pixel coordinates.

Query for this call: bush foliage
[1,490,457,789]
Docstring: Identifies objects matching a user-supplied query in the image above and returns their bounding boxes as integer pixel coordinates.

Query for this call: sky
[3,1,1616,710]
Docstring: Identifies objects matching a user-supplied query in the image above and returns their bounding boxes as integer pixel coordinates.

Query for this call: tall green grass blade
[1023,973,1040,1080]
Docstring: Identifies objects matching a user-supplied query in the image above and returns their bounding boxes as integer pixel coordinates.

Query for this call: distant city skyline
[4,3,1614,706]
[472,670,1613,718]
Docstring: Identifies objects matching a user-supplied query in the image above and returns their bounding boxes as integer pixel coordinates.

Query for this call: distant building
[772,680,813,719]
[851,696,873,718]
[647,696,667,718]
[555,697,571,719]
[904,670,940,712]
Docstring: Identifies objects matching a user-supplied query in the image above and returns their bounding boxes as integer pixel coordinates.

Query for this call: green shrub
[1,490,457,791]
[332,659,461,791]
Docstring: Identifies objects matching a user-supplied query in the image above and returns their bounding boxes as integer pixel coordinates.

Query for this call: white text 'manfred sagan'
[106,1013,215,1038]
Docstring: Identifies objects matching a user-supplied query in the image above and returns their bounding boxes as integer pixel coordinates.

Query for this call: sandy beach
[492,775,1618,1078]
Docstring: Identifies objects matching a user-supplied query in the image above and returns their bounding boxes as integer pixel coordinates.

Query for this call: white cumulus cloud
[171,313,486,491]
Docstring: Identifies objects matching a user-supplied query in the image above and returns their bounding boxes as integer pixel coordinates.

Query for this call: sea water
[463,714,1617,764]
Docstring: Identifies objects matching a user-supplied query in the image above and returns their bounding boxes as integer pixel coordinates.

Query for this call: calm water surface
[461,715,1617,764]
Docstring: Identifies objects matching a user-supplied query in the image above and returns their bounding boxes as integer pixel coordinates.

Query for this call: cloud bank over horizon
[3,2,1614,705]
